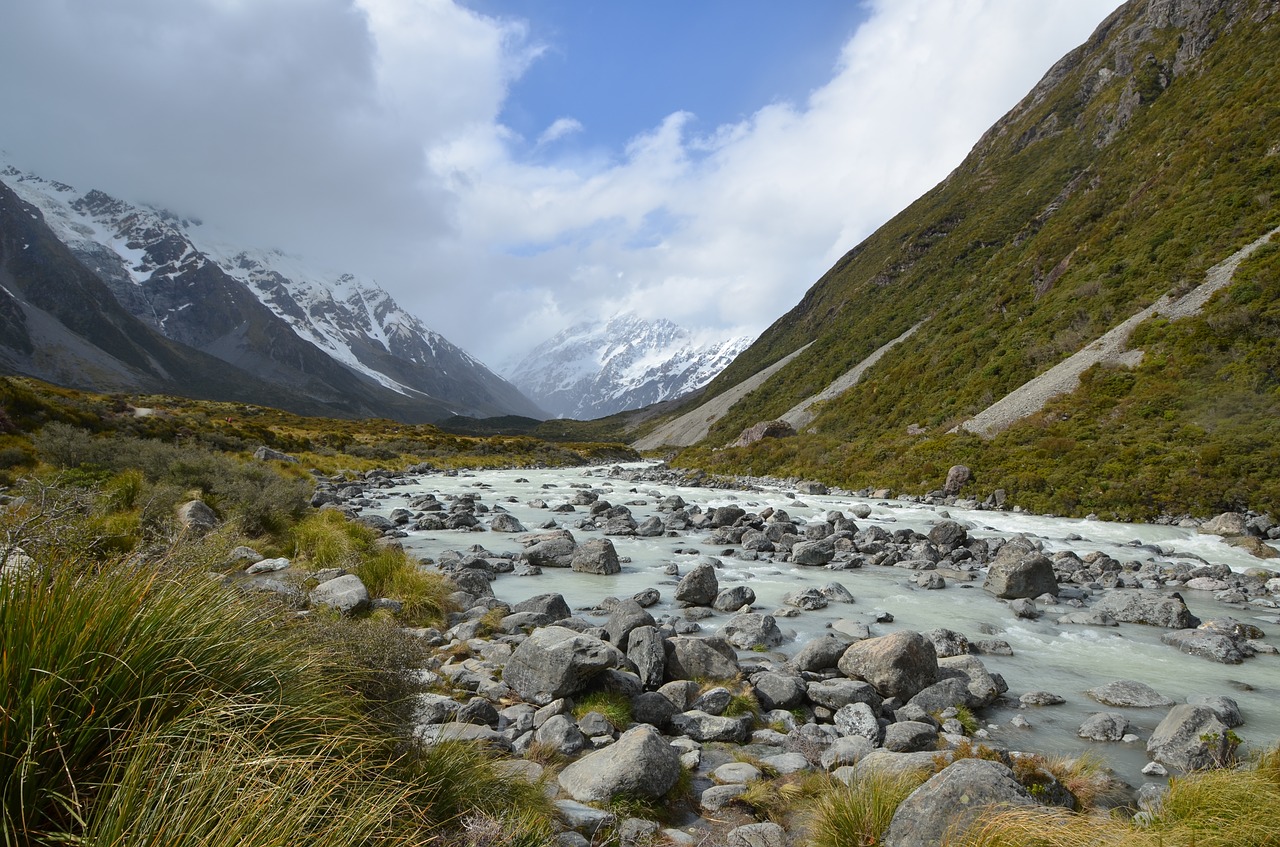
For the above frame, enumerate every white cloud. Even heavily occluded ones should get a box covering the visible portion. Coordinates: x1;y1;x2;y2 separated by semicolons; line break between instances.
537;118;585;147
0;0;1123;368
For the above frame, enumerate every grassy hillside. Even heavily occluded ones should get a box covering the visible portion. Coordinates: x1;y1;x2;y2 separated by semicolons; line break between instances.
668;0;1280;519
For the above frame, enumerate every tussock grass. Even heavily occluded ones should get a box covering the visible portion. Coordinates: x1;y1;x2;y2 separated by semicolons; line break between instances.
741;772;831;824
956;745;1280;847
572;690;634;731
803;768;930;847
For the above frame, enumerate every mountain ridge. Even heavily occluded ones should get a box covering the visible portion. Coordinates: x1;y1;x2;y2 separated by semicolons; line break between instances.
0;162;543;422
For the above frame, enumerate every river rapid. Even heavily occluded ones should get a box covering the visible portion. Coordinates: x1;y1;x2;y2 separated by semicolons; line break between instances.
365;461;1280;786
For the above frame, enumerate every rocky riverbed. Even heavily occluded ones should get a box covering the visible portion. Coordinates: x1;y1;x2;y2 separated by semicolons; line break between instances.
285;461;1280;845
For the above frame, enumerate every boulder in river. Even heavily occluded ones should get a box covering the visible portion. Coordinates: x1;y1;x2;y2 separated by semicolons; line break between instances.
675;561;719;606
571;538;621;575
1147;704;1237;771
1092;590;1200;629
984;551;1058;599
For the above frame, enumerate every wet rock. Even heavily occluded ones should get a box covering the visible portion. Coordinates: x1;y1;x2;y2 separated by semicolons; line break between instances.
525;534;578;568
784;587;829;610
928;520;968;548
490;513;527;532
1086;680;1175;708
714;585;757;611
1093;590;1200;628
1147;704;1235;771
1186;694;1244;728
1160;629;1249;663
1078;712;1133;742
1020;691;1066;706
792;537;836;566
571;538;621;575
674;562;719;606
984;551;1058;599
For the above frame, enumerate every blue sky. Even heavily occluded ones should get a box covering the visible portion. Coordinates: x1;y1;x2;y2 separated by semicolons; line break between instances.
0;0;1124;367
463;1;870;158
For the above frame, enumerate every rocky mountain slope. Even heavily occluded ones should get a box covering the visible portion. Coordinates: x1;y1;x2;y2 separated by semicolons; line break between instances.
0;164;543;422
651;0;1280;519
508;313;751;419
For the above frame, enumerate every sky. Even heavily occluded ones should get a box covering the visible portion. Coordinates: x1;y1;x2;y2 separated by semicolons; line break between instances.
0;0;1124;371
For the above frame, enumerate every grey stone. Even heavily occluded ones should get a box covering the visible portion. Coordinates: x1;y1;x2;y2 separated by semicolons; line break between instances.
714;584;757;611
490;512;527;532
792;538;836;566
502;626;621;706
722;612;786;650
555;800;616;836
713;762;762;784
605;599;656;651
525;535;578;568
1092;590;1200;628
537;713;586;756
882;721;939;753
1078;712;1133;742
512;592;572;622
571;538;621;575
753;671;806;711
727;822;787;847
631;691;677;729
1020;691;1066;706
784;587;829;610
820;736;875;770
793;635;849;672
833;702;882;743
821;581;857;603
1186;694;1244;728
671;710;750;743
984;552;1058;599
1086;680;1175;708
806;678;883;712
558;725;681;802
883;760;1036;847
675;562;719;606
664;636;741;681
1147;704;1236;771
838;630;939;700
700;784;748;811
627;625;667;689
1160;629;1249;663
176;499;218;534
310;574;370;616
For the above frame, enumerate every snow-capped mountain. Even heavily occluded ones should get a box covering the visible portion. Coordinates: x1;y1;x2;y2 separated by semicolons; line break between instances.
0;160;542;421
508;314;752;419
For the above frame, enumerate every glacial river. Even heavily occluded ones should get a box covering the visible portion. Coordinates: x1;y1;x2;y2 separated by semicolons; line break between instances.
365;462;1280;785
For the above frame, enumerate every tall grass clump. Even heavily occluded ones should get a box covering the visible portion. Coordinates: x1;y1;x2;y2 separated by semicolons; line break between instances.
957;744;1280;847
292;509;453;626
0;545;359;842
803;768;929;847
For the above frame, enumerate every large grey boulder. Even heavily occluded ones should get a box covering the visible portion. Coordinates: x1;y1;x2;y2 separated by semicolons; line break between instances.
807;678;883;712
794;635;850;672
833;702;882;744
605;600;655;651
571;538;621;575
525;534;578;568
714;585;757;611
626;625;667;689
883;759;1037;847
675;562;719;606
664;637;740;682
310;574;371;616
1092;590;1200;628
1087;680;1175;708
752;672;806;711
512;593;572;623
937;655;1006;707
1187;694;1244;728
671;710;750;743
1160;629;1249;663
721;613;786;650
791;537;836;566
1147;704;1236;771
1199;512;1249;537
490;512;527;532
838;630;939;701
883;721;939;753
176;499;218;534
1078;712;1133;742
558;725;681;802
984;552;1058;599
502;626;621;706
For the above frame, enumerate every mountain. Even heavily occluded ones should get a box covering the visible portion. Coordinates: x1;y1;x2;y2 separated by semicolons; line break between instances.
507;313;752;419
0;163;543;422
646;0;1280;519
